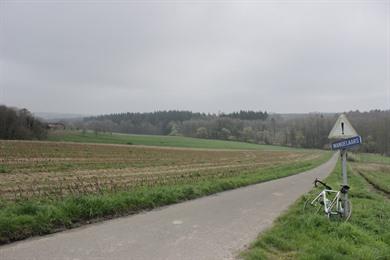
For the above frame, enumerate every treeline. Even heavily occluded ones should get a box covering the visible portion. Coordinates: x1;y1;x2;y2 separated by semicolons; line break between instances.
81;110;268;136
83;111;207;135
347;110;389;155
0;105;47;140
221;111;268;120
75;110;389;155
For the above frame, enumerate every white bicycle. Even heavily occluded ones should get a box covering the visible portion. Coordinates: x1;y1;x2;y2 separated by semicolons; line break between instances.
303;178;352;221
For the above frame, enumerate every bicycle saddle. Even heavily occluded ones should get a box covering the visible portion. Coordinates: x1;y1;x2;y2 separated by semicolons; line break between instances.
340;185;350;194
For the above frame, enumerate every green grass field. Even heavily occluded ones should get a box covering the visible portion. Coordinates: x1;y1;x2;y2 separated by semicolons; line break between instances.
349;152;390;165
242;154;390;259
357;170;390;194
47;130;301;151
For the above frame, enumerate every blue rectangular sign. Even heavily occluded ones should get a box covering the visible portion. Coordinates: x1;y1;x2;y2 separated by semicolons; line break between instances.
331;136;362;150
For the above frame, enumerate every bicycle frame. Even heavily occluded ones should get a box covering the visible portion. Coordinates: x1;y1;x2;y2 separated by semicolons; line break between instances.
309;189;342;217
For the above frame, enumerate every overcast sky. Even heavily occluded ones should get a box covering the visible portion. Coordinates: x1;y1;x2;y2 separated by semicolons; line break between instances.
0;0;389;115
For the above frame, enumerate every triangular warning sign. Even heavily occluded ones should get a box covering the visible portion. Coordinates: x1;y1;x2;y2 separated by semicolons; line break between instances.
328;114;358;139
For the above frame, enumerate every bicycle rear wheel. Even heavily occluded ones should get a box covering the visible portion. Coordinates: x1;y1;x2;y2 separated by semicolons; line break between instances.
330;199;352;221
340;199;352;221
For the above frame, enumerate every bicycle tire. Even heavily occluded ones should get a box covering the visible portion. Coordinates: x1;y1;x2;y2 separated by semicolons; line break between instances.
344;200;352;221
332;199;352;222
303;197;322;215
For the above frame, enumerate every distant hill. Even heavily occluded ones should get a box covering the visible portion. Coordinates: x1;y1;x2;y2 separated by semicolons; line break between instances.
34;112;90;121
70;110;389;155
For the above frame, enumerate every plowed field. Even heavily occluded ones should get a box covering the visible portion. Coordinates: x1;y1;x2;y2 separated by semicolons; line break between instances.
0;140;323;201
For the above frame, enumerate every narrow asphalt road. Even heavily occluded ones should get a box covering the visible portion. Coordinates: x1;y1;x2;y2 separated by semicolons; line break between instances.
0;153;338;260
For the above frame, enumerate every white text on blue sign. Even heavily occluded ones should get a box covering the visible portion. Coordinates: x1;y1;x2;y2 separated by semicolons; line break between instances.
331;136;362;150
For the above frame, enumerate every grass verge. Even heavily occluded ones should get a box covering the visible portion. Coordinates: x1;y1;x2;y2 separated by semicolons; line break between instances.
242;157;390;259
0;153;331;244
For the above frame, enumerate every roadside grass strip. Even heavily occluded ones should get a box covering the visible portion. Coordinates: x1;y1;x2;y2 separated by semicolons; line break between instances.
242;159;390;260
0;153;330;244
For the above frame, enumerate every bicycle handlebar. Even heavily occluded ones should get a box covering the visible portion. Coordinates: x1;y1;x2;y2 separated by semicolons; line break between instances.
314;178;332;190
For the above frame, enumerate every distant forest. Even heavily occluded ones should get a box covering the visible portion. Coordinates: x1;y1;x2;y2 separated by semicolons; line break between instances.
0;105;47;140
72;110;390;155
1;105;388;156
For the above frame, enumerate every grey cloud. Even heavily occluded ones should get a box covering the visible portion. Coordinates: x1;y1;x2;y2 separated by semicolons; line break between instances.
0;1;388;114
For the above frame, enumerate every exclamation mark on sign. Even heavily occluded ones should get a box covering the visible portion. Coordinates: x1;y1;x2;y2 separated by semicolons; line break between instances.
341;122;344;135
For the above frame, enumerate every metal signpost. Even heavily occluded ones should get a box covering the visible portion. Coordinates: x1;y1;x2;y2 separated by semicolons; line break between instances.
328;114;362;218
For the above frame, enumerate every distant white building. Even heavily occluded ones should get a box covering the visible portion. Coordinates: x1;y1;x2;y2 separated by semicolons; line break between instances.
47;123;65;130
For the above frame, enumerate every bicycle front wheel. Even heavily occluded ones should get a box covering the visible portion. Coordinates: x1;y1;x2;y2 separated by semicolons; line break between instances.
303;197;322;215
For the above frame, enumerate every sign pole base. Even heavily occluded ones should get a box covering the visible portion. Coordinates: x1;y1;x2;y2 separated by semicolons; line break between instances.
341;149;349;218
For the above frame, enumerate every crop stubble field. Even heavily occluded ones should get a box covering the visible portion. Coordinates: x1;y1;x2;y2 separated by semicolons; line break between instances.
0;140;320;201
0;138;331;244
